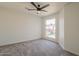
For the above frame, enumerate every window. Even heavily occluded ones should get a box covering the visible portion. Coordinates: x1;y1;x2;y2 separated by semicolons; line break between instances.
45;18;56;39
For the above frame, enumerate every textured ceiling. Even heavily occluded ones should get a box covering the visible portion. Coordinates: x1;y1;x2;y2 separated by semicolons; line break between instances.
0;2;68;17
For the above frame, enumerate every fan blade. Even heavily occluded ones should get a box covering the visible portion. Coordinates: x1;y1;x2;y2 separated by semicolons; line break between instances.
29;9;36;11
41;10;47;12
25;7;36;10
31;2;38;9
40;4;49;9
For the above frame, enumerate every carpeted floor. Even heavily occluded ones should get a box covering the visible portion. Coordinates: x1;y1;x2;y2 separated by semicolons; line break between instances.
0;39;76;56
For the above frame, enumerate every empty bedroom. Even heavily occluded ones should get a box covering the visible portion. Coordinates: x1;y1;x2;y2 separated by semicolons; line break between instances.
0;2;79;56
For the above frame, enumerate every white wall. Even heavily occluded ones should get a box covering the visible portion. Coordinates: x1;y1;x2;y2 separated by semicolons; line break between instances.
55;3;79;55
58;8;64;49
64;3;79;55
0;7;41;46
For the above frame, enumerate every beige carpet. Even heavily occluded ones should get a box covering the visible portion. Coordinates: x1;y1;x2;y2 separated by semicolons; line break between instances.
0;39;76;56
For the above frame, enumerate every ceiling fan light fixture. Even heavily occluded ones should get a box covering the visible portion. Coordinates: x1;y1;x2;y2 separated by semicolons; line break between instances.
37;11;41;14
26;2;49;15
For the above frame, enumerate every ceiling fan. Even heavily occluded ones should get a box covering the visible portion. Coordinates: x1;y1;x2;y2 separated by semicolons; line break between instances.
25;2;49;14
